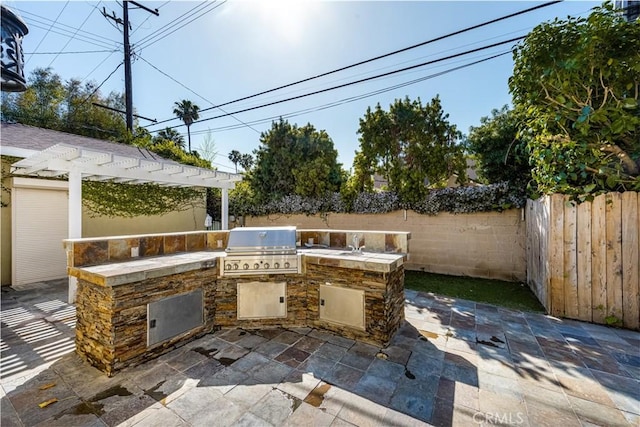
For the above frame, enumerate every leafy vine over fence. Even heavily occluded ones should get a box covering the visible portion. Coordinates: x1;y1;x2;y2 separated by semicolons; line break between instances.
231;182;526;217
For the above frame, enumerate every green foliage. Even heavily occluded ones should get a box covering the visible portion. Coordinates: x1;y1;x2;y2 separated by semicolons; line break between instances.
230;182;526;217
137;138;212;168
153;127;185;149
228;150;242;173
250;119;345;202
173;99;200;153
509;4;640;198
228;150;254;173
81;129;212;218
83;181;205;218
2;68;212;218
465;105;531;188
1;68;127;139
1;156;21;208
355;96;467;204
228;179;256;217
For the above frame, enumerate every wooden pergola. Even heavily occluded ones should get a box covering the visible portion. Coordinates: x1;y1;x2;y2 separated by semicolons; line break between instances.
11;143;243;301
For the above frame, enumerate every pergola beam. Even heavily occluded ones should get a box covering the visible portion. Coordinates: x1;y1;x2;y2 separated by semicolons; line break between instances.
11;143;244;305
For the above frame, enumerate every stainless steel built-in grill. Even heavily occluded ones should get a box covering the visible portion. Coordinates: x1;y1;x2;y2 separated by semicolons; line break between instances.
222;226;300;276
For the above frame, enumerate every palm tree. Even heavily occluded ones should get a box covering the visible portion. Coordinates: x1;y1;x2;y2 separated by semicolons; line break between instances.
173;100;200;153
228;150;242;173
153;127;185;149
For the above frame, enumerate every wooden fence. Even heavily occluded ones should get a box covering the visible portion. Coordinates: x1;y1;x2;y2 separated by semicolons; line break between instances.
527;192;639;329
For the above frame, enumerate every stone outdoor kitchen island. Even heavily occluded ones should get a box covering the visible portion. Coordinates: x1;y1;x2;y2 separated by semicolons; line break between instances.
65;229;409;376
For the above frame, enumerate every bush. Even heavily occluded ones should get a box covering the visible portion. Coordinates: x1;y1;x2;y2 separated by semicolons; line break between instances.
230;182;525;217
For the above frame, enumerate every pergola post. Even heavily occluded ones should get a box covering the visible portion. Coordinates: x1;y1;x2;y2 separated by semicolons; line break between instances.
221;188;229;230
68;168;82;303
9;143;243;300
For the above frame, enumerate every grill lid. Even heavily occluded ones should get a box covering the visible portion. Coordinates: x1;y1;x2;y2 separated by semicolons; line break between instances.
226;226;297;254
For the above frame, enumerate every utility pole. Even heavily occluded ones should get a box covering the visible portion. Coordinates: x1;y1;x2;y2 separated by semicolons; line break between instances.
103;1;158;133
123;2;133;132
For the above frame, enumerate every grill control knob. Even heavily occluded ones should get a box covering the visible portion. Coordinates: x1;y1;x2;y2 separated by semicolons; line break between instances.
254;263;260;269
274;262;280;269
225;263;232;270
284;262;290;269
243;263;249;270
233;264;239;270
264;263;270;269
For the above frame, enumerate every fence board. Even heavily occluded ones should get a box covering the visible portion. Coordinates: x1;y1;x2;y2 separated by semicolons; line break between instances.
591;194;607;323
550;195;565;316
606;193;623;323
621;192;639;329
577;201;592;322
525;191;638;329
563;197;579;319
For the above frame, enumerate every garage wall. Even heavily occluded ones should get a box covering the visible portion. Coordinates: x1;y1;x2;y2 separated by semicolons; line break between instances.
12;178;69;285
2;173;206;286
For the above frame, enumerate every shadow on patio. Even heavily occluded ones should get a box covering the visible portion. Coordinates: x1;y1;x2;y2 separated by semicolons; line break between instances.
2;280;639;426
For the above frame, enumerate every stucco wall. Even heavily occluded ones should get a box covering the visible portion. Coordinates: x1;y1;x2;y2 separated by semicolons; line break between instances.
83;207;206;238
246;209;527;282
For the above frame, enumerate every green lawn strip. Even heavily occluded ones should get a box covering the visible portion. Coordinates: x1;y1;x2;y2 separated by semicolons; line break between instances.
404;271;546;313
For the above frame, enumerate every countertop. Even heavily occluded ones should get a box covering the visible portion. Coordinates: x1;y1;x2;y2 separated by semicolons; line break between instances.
68;251;222;287
68;248;406;287
299;248;405;273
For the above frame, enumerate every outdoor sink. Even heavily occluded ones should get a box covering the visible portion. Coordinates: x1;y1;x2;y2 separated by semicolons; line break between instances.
337;251;365;256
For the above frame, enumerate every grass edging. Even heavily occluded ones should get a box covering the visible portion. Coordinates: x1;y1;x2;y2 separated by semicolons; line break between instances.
404;271;546;313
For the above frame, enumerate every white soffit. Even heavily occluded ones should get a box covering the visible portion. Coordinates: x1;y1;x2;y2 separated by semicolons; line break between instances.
10;143;243;189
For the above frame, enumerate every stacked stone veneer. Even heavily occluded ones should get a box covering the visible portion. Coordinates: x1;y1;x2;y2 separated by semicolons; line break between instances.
67;231;230;268
215;275;308;328
306;264;405;346
67;229;409;376
75;267;217;376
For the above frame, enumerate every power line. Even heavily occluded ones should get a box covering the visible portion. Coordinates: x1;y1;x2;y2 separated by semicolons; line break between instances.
24;20;118;51
25;1;70;65
136;1;226;50
26;49;118;55
47;5;96;68
188;51;511;135
136;54;261;134
149;0;561;128
131;0;170;35
15;7;122;48
154;36;525;132
80;51;118;83
135;1;208;45
78;61;124;106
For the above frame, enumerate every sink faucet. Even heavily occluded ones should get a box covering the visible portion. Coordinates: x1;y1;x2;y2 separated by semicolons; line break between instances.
348;234;365;253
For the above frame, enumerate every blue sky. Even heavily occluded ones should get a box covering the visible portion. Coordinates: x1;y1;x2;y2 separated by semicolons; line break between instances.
7;1;596;173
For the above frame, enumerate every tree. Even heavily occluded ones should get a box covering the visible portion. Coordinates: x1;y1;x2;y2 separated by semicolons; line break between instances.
465;105;530;188
1;68;127;140
250;119;344;201
509;3;640;197
153;127;185;149
239;153;254;171
198;130;218;164
229;150;253;173
228;150;242;173
173;99;200;153
354;96;467;203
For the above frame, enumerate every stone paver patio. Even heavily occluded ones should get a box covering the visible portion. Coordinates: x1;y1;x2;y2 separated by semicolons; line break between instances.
1;279;639;426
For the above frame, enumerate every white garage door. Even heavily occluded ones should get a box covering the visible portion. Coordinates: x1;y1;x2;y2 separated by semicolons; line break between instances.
12;178;68;286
